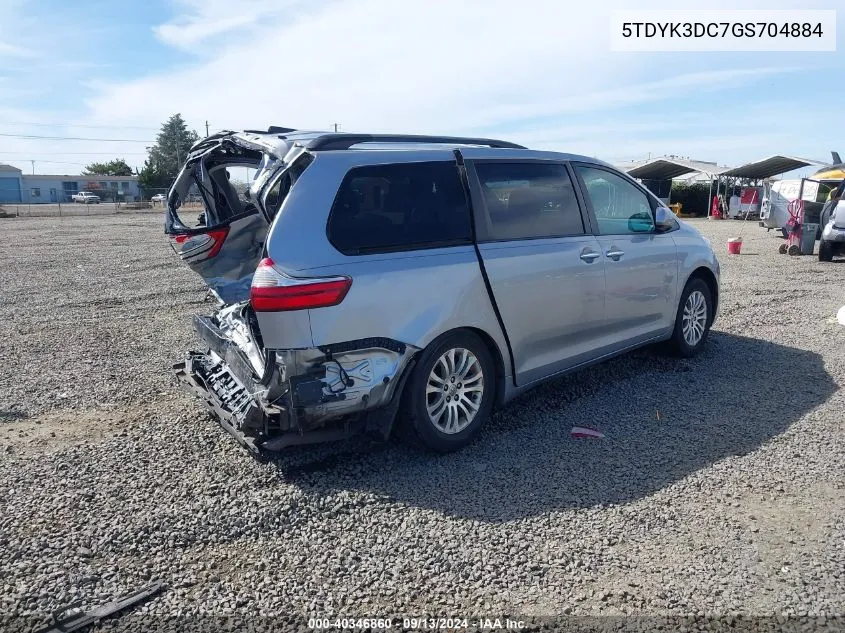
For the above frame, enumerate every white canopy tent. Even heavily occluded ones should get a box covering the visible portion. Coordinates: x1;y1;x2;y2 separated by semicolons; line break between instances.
716;155;824;220
616;156;727;211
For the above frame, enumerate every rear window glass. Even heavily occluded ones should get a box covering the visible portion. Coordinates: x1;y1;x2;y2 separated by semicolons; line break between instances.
263;153;313;220
327;161;471;255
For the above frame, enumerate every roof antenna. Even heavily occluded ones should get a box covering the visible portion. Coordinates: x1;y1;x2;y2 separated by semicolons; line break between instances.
832;151;842;165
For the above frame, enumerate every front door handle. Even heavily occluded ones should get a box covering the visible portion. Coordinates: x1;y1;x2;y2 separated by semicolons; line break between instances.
605;249;625;261
580;250;600;263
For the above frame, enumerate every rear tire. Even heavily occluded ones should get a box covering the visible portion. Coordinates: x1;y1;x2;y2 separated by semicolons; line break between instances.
400;330;495;453
668;278;712;358
819;240;834;262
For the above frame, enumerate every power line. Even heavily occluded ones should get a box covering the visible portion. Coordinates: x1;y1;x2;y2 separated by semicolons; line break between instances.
0;132;152;142
0;121;159;131
0;159;88;166
0;151;147;155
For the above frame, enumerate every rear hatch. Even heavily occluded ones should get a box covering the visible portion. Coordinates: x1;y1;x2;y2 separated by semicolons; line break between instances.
164;130;312;303
165;130;316;434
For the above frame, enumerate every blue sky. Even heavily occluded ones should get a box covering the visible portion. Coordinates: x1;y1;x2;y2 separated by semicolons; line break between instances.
0;0;842;175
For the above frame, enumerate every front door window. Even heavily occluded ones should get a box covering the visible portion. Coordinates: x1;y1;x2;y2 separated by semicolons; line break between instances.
576;166;654;235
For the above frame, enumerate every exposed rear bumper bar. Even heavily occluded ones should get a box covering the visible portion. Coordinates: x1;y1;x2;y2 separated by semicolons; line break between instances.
174;351;368;455
175;356;264;454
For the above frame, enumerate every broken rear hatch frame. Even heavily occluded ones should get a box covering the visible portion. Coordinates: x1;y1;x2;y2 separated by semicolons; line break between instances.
166;130;418;454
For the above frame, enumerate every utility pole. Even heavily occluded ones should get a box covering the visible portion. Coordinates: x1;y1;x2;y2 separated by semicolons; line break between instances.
205;121;210;137
333;123;341;132
30;160;35;174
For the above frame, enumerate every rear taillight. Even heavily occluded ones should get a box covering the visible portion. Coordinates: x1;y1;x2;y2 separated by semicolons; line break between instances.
170;227;229;259
250;257;352;312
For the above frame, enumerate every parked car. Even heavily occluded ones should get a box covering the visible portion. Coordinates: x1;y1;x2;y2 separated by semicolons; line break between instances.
71;191;100;204
165;129;720;454
818;181;845;262
151;193;166;203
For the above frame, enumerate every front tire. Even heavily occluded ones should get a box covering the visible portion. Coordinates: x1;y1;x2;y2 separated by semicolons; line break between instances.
669;278;712;358
400;330;495;453
819;240;834;262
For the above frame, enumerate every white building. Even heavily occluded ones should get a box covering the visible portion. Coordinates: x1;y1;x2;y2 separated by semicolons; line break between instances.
0;164;141;203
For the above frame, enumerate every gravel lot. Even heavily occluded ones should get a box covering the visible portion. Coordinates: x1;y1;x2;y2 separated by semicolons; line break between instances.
1;214;843;631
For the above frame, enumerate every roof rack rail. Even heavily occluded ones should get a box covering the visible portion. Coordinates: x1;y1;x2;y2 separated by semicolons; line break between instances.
242;126;298;135
306;134;525;151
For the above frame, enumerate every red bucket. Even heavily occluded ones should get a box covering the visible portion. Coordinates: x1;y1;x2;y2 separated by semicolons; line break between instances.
727;238;742;255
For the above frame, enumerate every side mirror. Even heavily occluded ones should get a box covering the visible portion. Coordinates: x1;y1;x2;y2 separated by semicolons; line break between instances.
627;211;655;233
654;206;678;232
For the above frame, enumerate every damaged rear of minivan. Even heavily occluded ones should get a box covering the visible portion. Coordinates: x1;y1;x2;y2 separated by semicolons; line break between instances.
165;129;425;453
166;128;719;456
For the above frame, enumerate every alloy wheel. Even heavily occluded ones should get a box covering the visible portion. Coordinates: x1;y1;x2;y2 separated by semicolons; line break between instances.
425;347;485;434
682;290;708;347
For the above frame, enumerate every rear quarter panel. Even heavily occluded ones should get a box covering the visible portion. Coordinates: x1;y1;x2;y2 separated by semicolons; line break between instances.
301;247;508;352
258;151;512;375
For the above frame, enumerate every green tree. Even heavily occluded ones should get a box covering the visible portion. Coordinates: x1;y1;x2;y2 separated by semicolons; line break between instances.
138;113;199;190
82;158;134;176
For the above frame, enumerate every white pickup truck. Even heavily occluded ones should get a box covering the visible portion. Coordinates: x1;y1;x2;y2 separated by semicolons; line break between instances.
71;191;101;204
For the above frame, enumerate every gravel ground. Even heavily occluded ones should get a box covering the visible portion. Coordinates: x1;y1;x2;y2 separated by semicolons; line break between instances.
0;214;843;631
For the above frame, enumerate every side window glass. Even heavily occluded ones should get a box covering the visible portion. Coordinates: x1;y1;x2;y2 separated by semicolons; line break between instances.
474;162;584;241
577;166;655;235
328;161;471;255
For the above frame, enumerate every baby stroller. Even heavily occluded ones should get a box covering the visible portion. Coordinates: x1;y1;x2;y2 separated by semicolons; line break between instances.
778;199;803;256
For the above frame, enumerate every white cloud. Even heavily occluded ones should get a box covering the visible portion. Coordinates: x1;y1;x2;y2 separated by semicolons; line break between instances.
512;101;841;165
153;0;306;49
470;66;799;128
0;0;841;173
0;42;36;59
84;0;641;135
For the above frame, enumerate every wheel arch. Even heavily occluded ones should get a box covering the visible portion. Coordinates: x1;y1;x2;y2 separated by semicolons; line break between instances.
686;266;719;324
405;326;508;409
463;326;508;408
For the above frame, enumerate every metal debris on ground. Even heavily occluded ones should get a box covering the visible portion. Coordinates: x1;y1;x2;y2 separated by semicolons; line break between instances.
570;425;605;439
34;581;164;633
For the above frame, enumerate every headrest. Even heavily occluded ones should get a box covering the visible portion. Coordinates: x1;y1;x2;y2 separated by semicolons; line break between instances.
507;188;544;218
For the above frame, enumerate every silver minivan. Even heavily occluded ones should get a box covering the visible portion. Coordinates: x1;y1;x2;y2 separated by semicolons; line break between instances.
165;129;720;454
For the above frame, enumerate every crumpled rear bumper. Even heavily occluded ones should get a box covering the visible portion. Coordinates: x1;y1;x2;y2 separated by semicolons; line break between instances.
175;313;418;454
175;352;274;454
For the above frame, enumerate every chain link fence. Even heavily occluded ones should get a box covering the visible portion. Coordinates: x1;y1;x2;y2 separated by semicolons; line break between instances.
0;186;177;218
